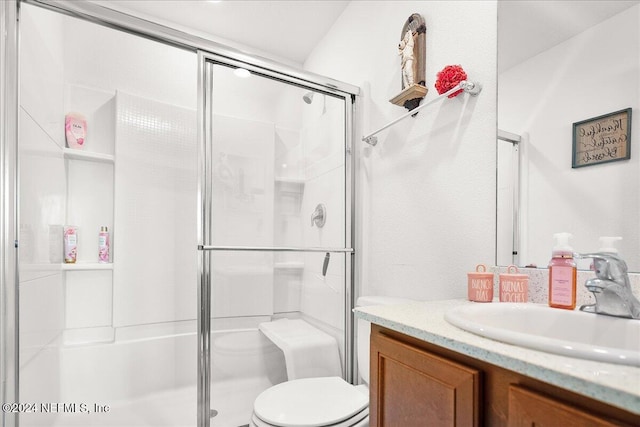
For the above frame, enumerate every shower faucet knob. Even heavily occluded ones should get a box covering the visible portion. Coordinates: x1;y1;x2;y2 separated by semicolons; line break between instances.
311;204;326;228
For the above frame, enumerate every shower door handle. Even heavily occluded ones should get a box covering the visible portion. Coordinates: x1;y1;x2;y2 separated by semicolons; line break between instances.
322;252;330;276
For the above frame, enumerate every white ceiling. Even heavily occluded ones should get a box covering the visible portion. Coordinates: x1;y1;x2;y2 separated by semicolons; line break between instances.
498;0;640;73
91;1;638;72
90;0;349;65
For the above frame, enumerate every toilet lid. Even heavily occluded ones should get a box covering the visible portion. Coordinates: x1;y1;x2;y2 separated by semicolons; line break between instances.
253;377;368;427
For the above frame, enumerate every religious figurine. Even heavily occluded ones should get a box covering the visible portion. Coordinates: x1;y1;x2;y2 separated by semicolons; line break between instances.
399;29;415;88
390;14;427;111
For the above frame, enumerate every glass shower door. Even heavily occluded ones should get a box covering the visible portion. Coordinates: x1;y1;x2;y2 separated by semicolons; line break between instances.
198;55;355;427
17;4;199;426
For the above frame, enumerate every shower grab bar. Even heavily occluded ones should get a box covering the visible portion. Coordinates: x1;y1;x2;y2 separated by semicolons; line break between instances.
198;245;354;253
362;80;482;146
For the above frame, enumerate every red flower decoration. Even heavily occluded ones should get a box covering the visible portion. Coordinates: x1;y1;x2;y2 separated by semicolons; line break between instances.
435;65;467;98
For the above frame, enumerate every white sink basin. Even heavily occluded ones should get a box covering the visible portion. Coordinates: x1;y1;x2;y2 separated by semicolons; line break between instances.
444;303;640;366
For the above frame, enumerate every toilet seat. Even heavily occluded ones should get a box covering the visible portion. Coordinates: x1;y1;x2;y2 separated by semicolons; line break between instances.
252;377;369;427
251;408;368;427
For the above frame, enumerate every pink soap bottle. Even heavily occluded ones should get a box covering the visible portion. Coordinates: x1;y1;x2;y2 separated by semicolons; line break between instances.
548;232;577;310
98;226;110;263
65;113;87;150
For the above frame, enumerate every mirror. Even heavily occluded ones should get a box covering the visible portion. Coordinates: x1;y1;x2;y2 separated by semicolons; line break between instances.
497;0;640;272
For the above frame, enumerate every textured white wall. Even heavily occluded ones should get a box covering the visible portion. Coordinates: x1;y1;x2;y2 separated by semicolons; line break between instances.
499;5;640;270
305;1;498;300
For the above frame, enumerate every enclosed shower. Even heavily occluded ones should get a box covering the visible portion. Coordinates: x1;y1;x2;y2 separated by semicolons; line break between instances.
2;2;358;427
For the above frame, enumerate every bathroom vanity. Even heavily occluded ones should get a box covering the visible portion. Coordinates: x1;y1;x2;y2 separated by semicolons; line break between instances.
355;300;640;426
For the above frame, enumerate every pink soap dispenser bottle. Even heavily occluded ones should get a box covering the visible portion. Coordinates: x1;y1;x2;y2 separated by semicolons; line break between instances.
548;232;577;310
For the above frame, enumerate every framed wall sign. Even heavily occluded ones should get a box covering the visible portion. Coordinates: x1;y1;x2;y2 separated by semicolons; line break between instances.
572;108;632;168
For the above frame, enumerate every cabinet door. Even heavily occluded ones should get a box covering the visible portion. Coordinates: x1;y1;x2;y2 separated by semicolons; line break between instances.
370;328;480;427
508;385;631;427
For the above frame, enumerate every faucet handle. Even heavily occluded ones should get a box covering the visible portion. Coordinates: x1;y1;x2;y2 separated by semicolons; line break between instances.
576;252;628;281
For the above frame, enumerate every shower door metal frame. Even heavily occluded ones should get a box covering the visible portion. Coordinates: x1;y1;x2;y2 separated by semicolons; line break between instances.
3;2;360;427
197;51;358;427
1;2;20;427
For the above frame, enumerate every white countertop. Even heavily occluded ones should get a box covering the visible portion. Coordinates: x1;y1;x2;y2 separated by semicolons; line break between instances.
354;299;640;415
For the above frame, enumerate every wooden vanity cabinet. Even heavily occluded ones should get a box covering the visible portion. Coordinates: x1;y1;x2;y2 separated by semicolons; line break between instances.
369;325;480;426
508;385;626;427
369;325;640;427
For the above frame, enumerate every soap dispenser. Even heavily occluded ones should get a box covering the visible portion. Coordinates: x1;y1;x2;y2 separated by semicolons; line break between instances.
598;236;622;255
548;232;577;310
589;237;622;270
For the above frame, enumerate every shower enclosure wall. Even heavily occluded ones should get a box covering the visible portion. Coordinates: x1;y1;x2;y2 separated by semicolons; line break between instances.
2;2;359;427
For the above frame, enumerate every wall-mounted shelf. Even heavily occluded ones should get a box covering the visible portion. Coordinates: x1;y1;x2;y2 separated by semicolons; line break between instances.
274;261;304;270
63;148;115;163
22;262;114;272
61;262;113;271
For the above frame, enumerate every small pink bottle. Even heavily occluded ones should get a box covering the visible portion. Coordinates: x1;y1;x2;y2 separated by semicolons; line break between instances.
548;232;577;310
98;226;110;263
64;226;78;264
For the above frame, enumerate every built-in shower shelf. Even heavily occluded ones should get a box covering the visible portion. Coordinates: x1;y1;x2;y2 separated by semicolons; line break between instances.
275;177;304;185
61;262;114;271
63;148;115;163
274;261;304;270
21;262;114;272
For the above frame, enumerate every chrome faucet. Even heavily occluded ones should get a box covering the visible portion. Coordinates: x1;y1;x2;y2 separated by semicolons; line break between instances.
577;252;640;319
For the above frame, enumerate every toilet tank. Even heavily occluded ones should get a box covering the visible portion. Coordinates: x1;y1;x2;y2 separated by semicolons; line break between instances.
356;296;417;384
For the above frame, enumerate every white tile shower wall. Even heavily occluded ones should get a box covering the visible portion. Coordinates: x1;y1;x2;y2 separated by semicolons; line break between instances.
63;12;196;111
18;109;66;272
20;4;65;148
19;274;64;364
64;84;116;155
211;114;275;247
305;1;497;301
212;261;275;318
273;127;304;313
18;5;66;413
275;127;303;181
211;114;275;318
66;160;114;263
302;166;346;249
301;252;346;332
65;270;112;329
113;92;197;327
301;105;345;183
299;101;346;330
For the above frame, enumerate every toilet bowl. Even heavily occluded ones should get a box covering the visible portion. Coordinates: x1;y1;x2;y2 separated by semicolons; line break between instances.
250;296;414;427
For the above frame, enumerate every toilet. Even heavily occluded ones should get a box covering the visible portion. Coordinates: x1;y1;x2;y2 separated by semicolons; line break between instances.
250;296;413;427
